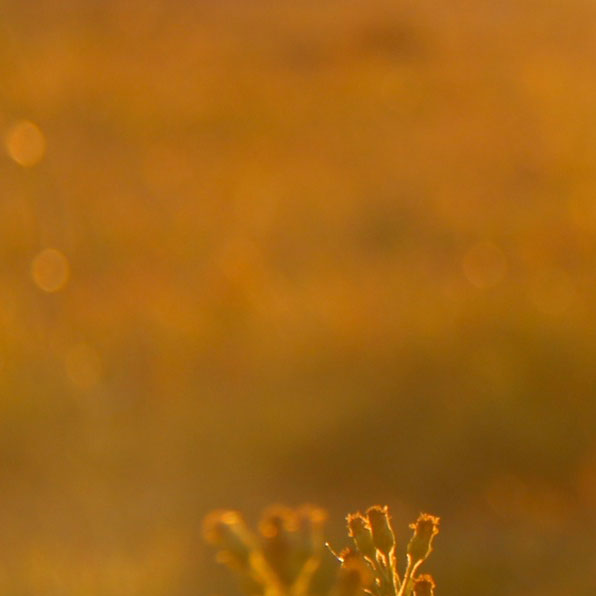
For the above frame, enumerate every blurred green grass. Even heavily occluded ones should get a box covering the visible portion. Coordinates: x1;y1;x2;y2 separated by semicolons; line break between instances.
0;1;596;594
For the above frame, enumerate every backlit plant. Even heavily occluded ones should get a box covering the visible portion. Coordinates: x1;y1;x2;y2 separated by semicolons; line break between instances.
204;505;440;596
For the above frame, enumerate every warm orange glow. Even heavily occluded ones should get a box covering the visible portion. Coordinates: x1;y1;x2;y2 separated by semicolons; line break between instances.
0;2;594;595
31;248;70;292
5;120;46;167
528;269;577;315
64;343;102;389
461;242;508;289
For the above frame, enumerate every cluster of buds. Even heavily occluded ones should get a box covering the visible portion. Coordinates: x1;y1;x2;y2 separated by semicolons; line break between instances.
204;505;334;596
346;507;439;596
204;505;439;596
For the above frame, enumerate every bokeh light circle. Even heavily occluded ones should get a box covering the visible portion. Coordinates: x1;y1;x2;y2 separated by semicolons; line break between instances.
5;120;46;167
31;248;70;292
462;242;507;289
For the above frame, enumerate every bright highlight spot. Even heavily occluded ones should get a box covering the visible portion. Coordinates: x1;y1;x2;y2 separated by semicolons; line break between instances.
462;241;507;289
65;343;102;389
31;248;70;292
5;120;46;167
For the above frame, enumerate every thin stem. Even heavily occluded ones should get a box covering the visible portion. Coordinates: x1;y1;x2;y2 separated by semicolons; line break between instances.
397;556;422;596
385;549;400;596
373;551;398;596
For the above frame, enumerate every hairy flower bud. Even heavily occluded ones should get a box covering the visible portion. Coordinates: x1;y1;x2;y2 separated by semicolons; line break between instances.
413;574;435;596
346;512;376;560
407;514;440;565
366;505;395;556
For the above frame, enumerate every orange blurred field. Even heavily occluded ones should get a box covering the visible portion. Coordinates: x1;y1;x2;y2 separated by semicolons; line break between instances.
1;1;596;594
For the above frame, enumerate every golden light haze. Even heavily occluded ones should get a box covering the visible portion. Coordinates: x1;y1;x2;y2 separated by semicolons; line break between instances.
0;1;595;595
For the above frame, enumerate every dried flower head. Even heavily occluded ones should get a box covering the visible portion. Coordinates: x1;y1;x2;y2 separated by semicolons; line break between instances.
407;514;440;565
412;574;435;596
366;505;396;556
346;513;376;561
204;504;440;596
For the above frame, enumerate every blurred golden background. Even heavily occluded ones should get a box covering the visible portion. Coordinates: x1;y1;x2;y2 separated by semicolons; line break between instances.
1;0;596;594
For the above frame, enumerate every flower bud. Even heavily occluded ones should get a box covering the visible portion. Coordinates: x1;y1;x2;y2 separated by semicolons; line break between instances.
346;512;376;560
366;505;395;556
413;574;435;596
407;514;440;565
259;505;299;586
203;510;255;569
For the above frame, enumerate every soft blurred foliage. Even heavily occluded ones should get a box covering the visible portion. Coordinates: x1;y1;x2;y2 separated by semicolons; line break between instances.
1;0;595;594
